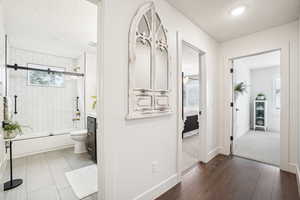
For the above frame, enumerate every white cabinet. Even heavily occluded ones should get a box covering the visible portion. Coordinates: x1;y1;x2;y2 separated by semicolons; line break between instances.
254;100;267;131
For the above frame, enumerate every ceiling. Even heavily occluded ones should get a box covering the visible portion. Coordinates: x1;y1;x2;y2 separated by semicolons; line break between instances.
234;50;280;69
3;0;97;58
166;0;300;42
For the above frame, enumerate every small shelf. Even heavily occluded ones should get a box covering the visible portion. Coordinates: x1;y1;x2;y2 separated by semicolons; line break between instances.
254;100;267;131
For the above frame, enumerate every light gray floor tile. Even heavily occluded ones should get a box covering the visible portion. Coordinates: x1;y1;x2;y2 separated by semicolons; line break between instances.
4;184;27;200
61;149;94;170
4;157;27;200
27;186;59;200
82;193;97;200
4;157;27;180
27;154;55;192
58;187;79;200
2;148;95;200
51;167;71;189
45;151;71;170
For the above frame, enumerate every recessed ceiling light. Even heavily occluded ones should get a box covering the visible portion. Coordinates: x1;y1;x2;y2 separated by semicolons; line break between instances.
230;6;246;16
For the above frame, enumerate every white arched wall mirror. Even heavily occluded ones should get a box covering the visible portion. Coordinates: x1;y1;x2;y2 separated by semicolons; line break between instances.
127;2;171;119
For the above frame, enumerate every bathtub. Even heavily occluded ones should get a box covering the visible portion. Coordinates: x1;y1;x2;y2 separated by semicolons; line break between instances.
11;129;77;158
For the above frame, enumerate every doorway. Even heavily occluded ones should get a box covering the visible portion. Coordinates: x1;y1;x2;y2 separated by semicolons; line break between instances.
179;40;206;173
231;50;281;166
0;0;100;199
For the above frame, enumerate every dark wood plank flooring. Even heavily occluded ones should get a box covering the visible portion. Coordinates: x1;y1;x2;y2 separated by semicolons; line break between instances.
156;155;299;200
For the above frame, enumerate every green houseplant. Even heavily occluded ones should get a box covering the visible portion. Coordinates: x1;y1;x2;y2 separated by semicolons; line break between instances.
234;82;248;99
2;120;23;139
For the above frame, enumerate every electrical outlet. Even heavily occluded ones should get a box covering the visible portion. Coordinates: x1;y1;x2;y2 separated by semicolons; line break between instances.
152;161;158;173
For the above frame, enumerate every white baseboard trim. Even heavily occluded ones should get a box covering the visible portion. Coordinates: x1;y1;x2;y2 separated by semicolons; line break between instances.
287;163;298;174
12;144;74;159
133;174;178;200
218;146;229;156
207;147;222;162
294;164;300;196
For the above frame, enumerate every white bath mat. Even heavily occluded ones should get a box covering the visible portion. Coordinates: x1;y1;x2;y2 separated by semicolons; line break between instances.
65;164;98;199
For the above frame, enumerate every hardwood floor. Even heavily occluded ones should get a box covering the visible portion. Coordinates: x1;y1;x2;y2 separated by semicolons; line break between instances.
156;155;299;200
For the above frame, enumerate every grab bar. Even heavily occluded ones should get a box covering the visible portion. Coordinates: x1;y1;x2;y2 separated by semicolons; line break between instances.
14;95;17;114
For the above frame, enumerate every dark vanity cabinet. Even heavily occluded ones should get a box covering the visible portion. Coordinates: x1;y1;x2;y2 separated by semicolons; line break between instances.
86;116;97;163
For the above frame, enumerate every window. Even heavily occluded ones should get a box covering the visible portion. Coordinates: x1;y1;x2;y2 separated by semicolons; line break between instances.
28;63;65;87
274;78;280;110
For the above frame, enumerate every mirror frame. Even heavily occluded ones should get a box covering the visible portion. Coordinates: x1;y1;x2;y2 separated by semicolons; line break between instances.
127;2;171;119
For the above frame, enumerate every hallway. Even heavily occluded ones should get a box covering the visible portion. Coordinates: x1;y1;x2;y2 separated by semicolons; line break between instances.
156;155;299;200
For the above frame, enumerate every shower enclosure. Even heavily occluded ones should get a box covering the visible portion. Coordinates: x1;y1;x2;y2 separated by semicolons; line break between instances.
5;46;86;137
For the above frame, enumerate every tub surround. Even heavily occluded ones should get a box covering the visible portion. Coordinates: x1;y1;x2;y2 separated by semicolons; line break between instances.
11;133;74;159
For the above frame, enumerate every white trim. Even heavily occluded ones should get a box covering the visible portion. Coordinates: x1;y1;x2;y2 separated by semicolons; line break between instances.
223;44;291;172
96;1;107;200
85;0;100;5
294;164;300;196
207;147;222;162
176;32;208;180
12;144;74;159
133;174;178;200
288;163;298;174
176;32;183;182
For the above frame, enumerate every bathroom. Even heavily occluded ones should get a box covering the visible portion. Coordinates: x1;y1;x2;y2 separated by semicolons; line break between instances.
0;0;98;199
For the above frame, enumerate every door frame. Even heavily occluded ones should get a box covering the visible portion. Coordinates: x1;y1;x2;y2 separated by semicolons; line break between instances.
176;32;208;180
225;46;290;171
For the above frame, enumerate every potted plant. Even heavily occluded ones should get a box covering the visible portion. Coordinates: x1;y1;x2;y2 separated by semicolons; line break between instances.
234;82;248;99
2;120;23;139
256;93;266;100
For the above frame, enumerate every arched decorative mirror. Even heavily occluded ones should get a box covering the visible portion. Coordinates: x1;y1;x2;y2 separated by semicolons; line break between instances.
127;2;171;119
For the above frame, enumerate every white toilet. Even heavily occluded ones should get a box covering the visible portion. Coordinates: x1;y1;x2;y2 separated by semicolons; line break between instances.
70;129;88;154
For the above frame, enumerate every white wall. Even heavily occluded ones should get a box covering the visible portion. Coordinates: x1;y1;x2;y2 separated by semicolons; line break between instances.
8;47;84;134
0;1;6;198
99;0;219;199
298;17;300;169
233;62;251;138
250;66;280;132
85;53;97;116
219;21;299;172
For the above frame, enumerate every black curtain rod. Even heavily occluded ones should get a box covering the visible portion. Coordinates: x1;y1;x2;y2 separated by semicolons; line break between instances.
6;64;84;77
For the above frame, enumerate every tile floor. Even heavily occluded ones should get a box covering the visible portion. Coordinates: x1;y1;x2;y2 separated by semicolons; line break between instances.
3;148;96;200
